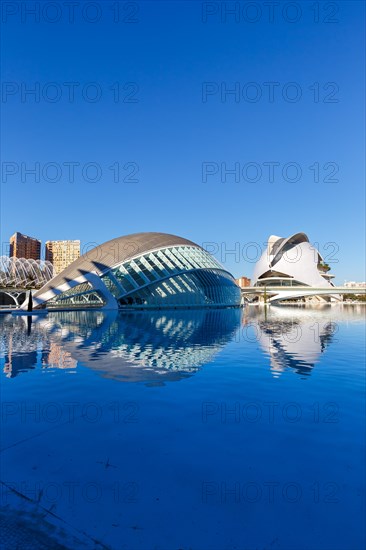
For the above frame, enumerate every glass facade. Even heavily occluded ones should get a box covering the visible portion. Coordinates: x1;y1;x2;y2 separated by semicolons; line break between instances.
49;245;241;309
100;246;241;308
255;279;305;287
99;246;240;308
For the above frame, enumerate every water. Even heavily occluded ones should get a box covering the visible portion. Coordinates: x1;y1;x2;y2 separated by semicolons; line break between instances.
0;305;365;550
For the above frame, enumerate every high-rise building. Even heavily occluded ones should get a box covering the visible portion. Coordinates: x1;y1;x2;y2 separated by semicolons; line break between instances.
9;232;41;260
236;276;251;288
45;240;80;275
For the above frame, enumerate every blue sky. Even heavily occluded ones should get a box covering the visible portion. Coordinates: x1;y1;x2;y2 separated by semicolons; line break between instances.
1;0;365;282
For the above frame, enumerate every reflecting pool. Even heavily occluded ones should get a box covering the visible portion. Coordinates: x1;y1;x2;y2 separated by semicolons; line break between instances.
0;305;365;549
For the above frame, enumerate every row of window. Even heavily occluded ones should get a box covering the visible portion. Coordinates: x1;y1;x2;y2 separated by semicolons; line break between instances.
45;246;240;309
118;269;240;307
101;246;225;299
256;279;305;287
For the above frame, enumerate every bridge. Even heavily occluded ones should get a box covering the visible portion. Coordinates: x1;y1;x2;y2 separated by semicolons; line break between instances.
240;286;366;304
1;286;365;310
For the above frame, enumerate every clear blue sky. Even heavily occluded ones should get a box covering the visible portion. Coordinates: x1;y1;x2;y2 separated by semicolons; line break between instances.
1;0;365;283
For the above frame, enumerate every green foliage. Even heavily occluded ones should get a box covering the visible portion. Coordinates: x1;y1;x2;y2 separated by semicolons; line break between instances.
318;261;331;272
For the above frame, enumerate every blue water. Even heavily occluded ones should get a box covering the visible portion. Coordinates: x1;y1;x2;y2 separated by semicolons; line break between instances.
1;305;365;550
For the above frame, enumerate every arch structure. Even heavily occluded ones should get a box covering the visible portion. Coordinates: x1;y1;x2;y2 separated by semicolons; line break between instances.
25;232;241;310
251;233;337;302
0;290;27;307
0;257;54;288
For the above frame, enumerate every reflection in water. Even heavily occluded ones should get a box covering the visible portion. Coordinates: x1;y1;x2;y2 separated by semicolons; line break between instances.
245;305;344;378
1;305;364;382
1;310;242;384
0;315;77;377
46;309;242;383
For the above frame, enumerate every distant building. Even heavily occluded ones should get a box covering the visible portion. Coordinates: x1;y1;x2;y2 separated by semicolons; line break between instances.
236;276;251;288
344;281;366;288
9;232;41;260
45;240;80;275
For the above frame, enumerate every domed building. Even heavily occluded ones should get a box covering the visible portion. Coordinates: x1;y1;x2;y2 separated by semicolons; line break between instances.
251;232;336;302
26;232;241;310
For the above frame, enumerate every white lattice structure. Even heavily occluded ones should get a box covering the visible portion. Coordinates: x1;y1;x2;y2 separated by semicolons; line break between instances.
0;256;54;289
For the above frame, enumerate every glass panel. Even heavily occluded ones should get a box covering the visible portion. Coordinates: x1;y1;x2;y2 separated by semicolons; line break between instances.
124;263;145;286
117;269;240;308
112;268;136;292
134;258;156;282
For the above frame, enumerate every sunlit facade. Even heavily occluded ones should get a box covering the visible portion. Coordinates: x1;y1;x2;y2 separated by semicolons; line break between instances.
45;240;80;275
28;233;241;310
252;233;335;288
9;232;41;260
251;233;337;303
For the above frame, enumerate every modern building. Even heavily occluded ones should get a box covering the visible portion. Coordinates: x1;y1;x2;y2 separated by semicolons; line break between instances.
236;276;251;288
251;232;336;302
45;240;80;275
27;232;241;310
9;232;41;260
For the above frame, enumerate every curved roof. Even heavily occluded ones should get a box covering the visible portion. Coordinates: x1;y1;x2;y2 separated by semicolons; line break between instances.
252;231;333;289
270;232;309;266
33;232;200;296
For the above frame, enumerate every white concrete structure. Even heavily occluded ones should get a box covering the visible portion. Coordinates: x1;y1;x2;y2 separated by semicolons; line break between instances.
251;233;336;302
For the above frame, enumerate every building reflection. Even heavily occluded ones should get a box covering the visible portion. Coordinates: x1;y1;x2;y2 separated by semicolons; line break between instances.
1;309;241;384
0;315;76;377
245;305;339;378
1;316;40;378
42;309;242;384
1;305;362;381
44;342;77;371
